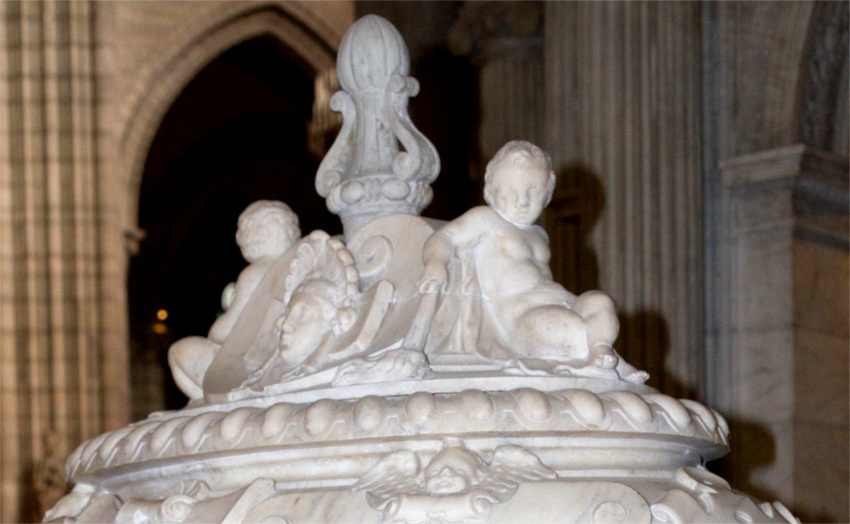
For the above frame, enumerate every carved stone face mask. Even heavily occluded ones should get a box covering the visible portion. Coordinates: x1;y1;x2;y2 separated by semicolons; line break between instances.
277;290;337;368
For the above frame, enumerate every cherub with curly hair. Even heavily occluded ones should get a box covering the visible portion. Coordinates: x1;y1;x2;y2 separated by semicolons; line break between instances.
419;141;645;382
168;200;301;400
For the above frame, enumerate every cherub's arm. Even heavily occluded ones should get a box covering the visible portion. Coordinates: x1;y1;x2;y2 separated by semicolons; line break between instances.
418;232;452;294
208;263;266;344
418;207;488;294
443;206;491;248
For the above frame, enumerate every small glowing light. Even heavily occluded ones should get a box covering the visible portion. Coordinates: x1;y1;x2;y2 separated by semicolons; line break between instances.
156;309;168;321
152;322;167;335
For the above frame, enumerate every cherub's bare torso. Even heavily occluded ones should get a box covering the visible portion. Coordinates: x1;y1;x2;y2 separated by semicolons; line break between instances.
440;206;570;302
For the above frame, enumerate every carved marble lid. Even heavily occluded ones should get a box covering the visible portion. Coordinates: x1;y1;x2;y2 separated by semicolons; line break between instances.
165;15;651;408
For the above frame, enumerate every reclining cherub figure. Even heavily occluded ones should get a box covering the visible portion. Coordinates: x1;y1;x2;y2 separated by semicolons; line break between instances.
419;141;645;382
168;200;301;399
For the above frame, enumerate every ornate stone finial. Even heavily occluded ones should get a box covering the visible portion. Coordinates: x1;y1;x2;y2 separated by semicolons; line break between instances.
316;15;440;239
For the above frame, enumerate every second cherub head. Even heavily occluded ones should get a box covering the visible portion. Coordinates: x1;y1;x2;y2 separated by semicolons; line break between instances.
236;200;301;263
483;141;556;227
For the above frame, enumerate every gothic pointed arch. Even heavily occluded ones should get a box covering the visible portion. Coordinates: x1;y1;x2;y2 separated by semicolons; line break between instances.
117;2;339;229
120;3;349;416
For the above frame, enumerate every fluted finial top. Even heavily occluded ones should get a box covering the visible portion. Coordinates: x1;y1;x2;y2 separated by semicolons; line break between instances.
316;15;440;241
337;14;410;92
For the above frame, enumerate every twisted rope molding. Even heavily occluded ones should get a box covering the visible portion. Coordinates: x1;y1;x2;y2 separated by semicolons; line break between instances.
68;388;729;478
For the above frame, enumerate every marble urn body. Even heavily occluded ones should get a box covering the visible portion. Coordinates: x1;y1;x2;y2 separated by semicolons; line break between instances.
46;15;798;524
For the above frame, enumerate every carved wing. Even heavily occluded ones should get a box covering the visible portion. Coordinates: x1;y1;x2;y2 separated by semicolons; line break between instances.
352;450;425;503
476;445;558;503
488;445;558;483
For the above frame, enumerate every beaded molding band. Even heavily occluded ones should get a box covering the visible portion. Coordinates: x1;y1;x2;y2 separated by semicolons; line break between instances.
68;388;728;478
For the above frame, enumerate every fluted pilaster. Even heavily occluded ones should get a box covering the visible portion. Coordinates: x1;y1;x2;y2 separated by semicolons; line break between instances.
449;1;544;180
544;2;703;398
0;1;128;520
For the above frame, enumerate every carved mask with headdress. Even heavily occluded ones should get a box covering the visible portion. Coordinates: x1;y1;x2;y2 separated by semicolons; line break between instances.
272;232;359;370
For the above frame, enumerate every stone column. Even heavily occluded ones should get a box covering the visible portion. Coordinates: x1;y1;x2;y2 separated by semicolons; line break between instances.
448;1;544;184
93;0;132;437
308;67;342;159
719;144;848;521
543;2;704;398
0;1;129;520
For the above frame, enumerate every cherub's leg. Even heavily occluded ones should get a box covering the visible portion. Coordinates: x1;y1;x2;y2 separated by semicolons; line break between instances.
167;337;219;400
587;344;617;369
574;291;619;369
614;353;650;384
516;306;588;362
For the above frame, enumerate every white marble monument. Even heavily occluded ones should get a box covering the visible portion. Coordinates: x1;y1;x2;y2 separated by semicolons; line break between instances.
45;15;798;524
